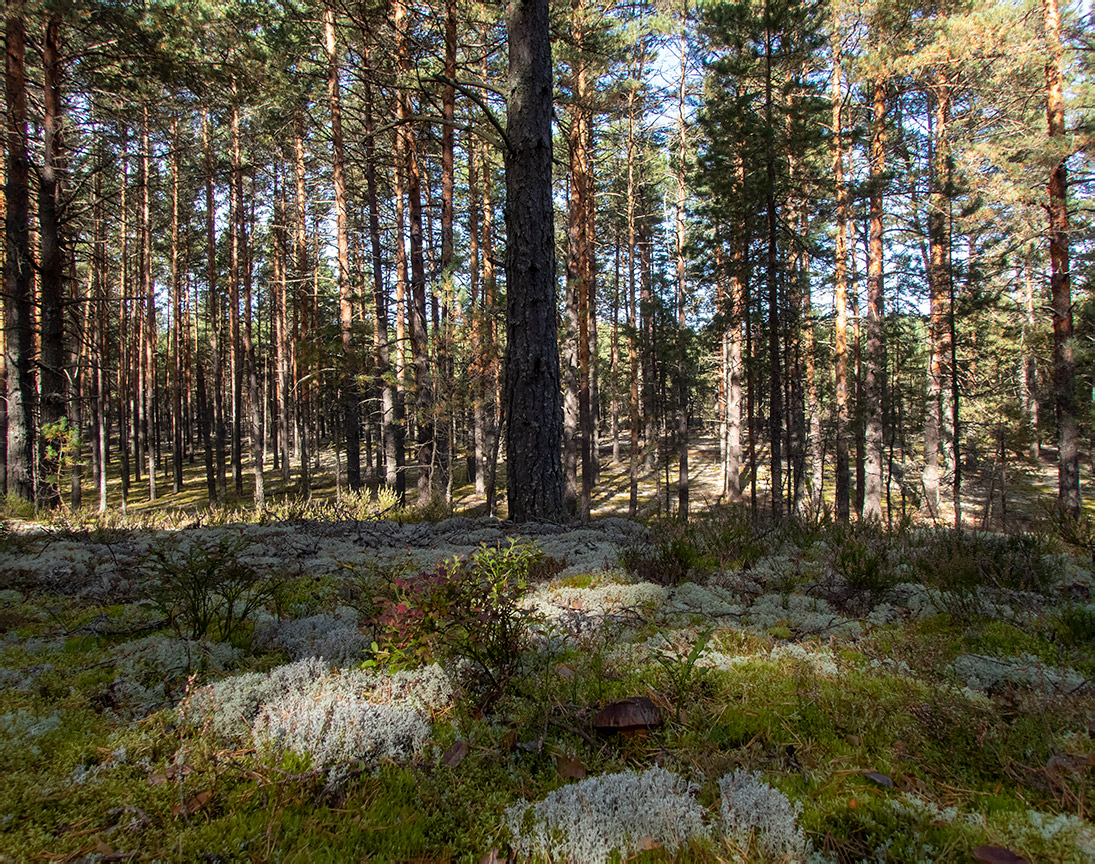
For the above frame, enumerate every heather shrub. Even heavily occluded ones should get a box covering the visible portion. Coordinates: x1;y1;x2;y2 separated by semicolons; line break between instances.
913;529;1057;599
1051;602;1095;647
503;766;708;862
827;521;897;601
144;535;277;642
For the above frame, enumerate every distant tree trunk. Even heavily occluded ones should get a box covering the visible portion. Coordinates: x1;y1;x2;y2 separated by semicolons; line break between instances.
503;0;566;522
675;9;689;521
763;10;782;519
1044;0;1079;515
1022;264;1040;459
468;131;485;496
563;92;582;516
229;100;243;497
117;143;130;511
726;167;746;501
141;110;156;502
437;0;457;501
863;77;887;520
610;244;621;467
394;0;433;505
273;176;291;484
241;173;264;511
325;4;361;493
170;115;185;494
292;115;311;499
38;14;65;507
92;157;109;512
480;139;501;515
923;77;951;520
625;42;644;517
831;40;850;522
362;42;398;495
204;112;225;503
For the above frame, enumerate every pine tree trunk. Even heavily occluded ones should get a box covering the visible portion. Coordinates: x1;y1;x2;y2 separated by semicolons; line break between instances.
831;39;850;522
437;0;457;502
863;78;887;520
325;5;361;493
1044;0;1079;515
38;14;65;507
204;112;225;503
503;0;566;522
764;13;782;519
292;116;311;499
229;101;243;497
171;115;185;494
675;9;689;520
625;45;643;516
923;78;951;521
117;144;131;510
141;111;156;502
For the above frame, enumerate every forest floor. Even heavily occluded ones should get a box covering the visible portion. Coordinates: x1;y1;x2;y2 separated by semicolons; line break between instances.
61;433;1095;531
2;442;1095;862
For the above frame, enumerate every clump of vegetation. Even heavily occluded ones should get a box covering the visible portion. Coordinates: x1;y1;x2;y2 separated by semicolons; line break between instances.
827;520;898;602
913;528;1058;605
372;540;545;690
144;536;277;642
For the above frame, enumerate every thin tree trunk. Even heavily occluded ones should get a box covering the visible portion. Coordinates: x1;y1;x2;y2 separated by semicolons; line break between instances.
325;4;361;493
203;112;225;503
171;115;184;493
675;6;689;520
437;0;457;501
831;37;850;522
863;77;887;520
229;101;243;497
763;7;782;518
394;0;433;505
293;114;311;499
923;77;951;520
141;109;156;502
1044;0;1079;514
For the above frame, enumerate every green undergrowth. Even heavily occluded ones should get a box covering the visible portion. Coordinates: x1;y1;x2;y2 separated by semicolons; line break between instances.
1;510;1093;862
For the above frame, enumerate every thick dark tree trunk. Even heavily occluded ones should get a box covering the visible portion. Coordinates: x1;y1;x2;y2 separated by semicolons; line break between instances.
38;15;65;507
503;0;566;522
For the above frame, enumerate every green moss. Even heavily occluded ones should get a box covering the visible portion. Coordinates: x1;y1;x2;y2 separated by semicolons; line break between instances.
965;620;1056;664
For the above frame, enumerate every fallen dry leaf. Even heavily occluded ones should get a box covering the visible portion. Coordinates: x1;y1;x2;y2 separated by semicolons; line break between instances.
864;771;894;788
555;753;586;780
972;846;1029;864
443;740;469;768
170;790;211;817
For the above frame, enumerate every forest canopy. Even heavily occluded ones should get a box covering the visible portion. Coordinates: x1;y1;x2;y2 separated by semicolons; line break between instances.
0;0;1092;524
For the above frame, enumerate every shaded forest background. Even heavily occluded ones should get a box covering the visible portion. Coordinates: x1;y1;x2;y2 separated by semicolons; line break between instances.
1;0;1092;525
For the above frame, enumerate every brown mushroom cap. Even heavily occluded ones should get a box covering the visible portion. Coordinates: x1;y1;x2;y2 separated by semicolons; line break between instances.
593;697;663;733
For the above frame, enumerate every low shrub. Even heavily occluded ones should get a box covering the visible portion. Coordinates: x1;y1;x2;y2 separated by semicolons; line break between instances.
372;541;545;689
143;535;276;642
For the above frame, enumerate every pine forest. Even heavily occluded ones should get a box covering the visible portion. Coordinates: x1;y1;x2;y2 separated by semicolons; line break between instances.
1;0;1095;860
